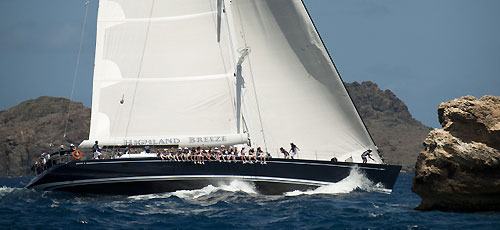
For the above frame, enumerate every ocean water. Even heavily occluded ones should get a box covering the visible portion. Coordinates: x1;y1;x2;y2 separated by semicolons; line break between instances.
1;171;499;230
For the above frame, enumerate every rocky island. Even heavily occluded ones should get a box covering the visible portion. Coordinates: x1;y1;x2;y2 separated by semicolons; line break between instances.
412;95;500;212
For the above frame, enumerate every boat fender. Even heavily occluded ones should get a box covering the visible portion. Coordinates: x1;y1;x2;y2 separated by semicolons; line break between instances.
73;150;82;160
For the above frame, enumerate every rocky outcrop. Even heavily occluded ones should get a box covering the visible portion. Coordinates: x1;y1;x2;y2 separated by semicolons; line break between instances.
346;81;431;171
412;95;500;212
0;96;90;176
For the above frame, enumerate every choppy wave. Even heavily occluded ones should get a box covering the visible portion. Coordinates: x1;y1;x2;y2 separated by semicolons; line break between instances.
1;174;500;229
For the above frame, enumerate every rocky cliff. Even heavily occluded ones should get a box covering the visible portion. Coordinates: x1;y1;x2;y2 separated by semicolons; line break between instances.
346;81;431;170
0;82;429;176
412;95;500;212
0;96;90;176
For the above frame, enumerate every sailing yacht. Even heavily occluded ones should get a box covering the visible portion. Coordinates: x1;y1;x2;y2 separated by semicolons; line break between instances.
27;0;401;195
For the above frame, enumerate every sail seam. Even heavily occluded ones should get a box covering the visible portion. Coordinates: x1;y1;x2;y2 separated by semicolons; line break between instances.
124;0;156;139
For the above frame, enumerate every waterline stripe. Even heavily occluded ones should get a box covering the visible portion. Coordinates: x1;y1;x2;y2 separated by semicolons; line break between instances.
33;175;334;190
76;160;385;170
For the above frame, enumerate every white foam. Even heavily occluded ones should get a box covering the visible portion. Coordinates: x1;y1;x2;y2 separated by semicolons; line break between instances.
0;186;17;197
172;180;257;200
285;168;384;196
128;180;257;201
129;193;173;200
128;168;389;200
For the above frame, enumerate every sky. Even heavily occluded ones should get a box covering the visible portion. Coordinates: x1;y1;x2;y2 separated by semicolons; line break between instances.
0;0;499;128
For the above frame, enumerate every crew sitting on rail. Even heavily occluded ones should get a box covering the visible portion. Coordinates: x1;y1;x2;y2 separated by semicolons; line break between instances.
158;149;166;160
247;148;256;164
94;147;103;160
220;145;227;162
228;146;237;163
240;147;248;163
113;149;122;159
257;147;267;164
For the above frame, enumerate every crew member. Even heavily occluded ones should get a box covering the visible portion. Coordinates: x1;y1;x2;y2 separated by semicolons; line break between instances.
289;143;299;159
94;147;103;159
280;147;289;159
361;149;375;163
92;141;99;153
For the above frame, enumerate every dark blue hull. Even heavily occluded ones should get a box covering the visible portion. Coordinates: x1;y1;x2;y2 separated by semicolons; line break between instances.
27;158;401;195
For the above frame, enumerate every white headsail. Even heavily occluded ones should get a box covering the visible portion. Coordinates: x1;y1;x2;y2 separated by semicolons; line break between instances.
81;0;382;164
225;0;382;163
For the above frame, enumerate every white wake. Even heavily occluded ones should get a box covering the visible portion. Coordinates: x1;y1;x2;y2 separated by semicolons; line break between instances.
0;186;16;197
285;168;389;196
172;180;257;199
129;168;390;200
129;180;257;201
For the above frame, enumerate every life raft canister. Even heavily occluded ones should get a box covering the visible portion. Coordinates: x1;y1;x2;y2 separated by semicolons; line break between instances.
72;150;82;160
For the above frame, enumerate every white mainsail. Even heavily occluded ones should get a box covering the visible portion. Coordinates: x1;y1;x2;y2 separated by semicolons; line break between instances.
81;0;382;164
80;0;247;148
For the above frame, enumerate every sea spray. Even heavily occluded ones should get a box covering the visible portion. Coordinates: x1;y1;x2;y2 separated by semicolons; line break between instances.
285;167;378;196
172;180;257;200
0;186;16;198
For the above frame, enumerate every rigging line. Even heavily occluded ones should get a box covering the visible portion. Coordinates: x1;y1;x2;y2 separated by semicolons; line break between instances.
63;0;90;139
235;3;269;153
124;0;156;139
210;0;237;119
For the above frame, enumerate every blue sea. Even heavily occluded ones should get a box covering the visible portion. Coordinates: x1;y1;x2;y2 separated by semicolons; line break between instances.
1;172;499;229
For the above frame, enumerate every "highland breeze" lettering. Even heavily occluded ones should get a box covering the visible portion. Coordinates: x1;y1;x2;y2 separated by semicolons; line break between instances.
124;138;180;146
188;136;227;144
123;135;228;146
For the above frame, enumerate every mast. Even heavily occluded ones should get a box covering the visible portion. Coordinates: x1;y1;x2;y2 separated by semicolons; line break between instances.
235;48;250;133
219;0;250;135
